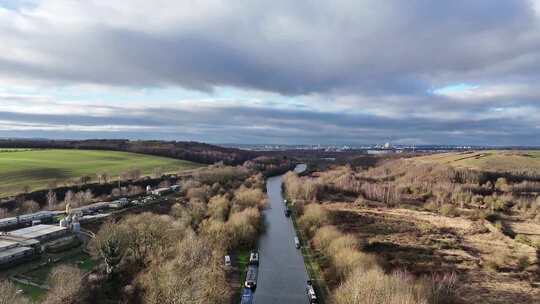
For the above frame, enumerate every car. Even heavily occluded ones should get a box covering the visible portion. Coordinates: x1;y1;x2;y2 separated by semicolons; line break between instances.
244;265;258;290
248;251;259;266
306;280;318;303
284;208;291;217
240;288;253;304
294;236;301;249
224;255;231;267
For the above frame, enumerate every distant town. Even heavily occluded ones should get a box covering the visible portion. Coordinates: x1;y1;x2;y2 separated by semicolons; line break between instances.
221;143;540;153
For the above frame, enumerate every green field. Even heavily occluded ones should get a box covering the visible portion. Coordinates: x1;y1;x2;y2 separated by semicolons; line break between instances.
0;149;202;197
414;150;540;172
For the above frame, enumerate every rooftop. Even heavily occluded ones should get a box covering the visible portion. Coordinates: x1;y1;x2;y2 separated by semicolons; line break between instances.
0;239;18;251
0;246;32;260
8;224;67;239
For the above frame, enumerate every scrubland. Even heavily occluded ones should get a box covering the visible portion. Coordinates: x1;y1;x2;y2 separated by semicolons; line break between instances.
284;151;540;303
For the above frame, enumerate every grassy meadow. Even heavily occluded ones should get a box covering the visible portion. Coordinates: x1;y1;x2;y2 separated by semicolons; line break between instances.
414;150;540;172
0;149;202;197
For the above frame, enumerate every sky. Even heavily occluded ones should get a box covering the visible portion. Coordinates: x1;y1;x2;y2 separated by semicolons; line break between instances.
1;0;540;145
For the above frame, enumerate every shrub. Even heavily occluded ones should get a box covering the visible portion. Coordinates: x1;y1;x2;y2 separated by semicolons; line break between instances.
283;172;322;202
333;248;378;279
298;204;328;237
439;204;457;217
226;207;261;249
517;255;530;271
208;195;230;221
333;268;430;304
186;185;211;203
326;234;358;258
44;265;83;304
313;226;342;253
233;186;266;211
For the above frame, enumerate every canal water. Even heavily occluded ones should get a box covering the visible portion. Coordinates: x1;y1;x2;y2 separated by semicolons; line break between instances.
253;164;309;304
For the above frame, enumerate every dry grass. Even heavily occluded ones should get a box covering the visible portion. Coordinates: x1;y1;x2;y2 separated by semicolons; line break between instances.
414;151;540;172
324;203;540;303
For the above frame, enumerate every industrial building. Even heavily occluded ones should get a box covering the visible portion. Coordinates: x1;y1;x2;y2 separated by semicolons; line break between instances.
8;224;68;242
0;211;57;230
0;224;71;267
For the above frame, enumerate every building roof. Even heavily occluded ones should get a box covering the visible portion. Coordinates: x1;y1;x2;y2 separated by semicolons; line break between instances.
0;217;17;225
18;211;55;220
0;239;18;251
0;246;32;260
8;224;67;239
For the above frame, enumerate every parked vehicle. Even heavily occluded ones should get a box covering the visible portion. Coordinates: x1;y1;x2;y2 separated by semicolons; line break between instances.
224;255;231;267
240;288;253;304
244;265;259;290
294;236;301;249
306;280;318;304
284;207;291;217
248;251;259;266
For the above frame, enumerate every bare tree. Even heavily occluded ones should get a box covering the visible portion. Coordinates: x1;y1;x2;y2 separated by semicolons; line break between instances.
0;208;9;219
64;190;74;205
80;175;92;185
97;172;109;184
153;167;163;178
43;265;82;304
21;200;40;213
22;185;31;194
0;279;28;304
93;221;128;275
46;190;57;210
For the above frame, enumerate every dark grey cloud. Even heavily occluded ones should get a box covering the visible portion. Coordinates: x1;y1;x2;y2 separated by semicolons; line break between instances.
0;101;537;146
1;1;540;145
1;0;540;95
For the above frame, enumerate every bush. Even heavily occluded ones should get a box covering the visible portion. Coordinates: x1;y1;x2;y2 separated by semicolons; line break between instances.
208;195;230;221
333;248;377;279
283;172;322;202
439;204;457;217
233;186;266;211
326;234;358;258
333;268;430;304
313;226;342;253
298;204;328;237
517;255;530;271
44;265;83;304
186;185;211;203
226;207;261;249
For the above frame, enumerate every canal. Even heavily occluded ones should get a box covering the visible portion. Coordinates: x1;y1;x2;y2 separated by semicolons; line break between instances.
253;164;308;304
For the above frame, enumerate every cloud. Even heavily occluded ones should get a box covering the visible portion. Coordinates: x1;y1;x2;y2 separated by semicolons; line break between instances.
1;0;540;95
1;1;540;144
0;94;537;146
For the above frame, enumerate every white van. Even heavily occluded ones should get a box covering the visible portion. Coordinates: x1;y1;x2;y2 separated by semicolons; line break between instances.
224;255;231;267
